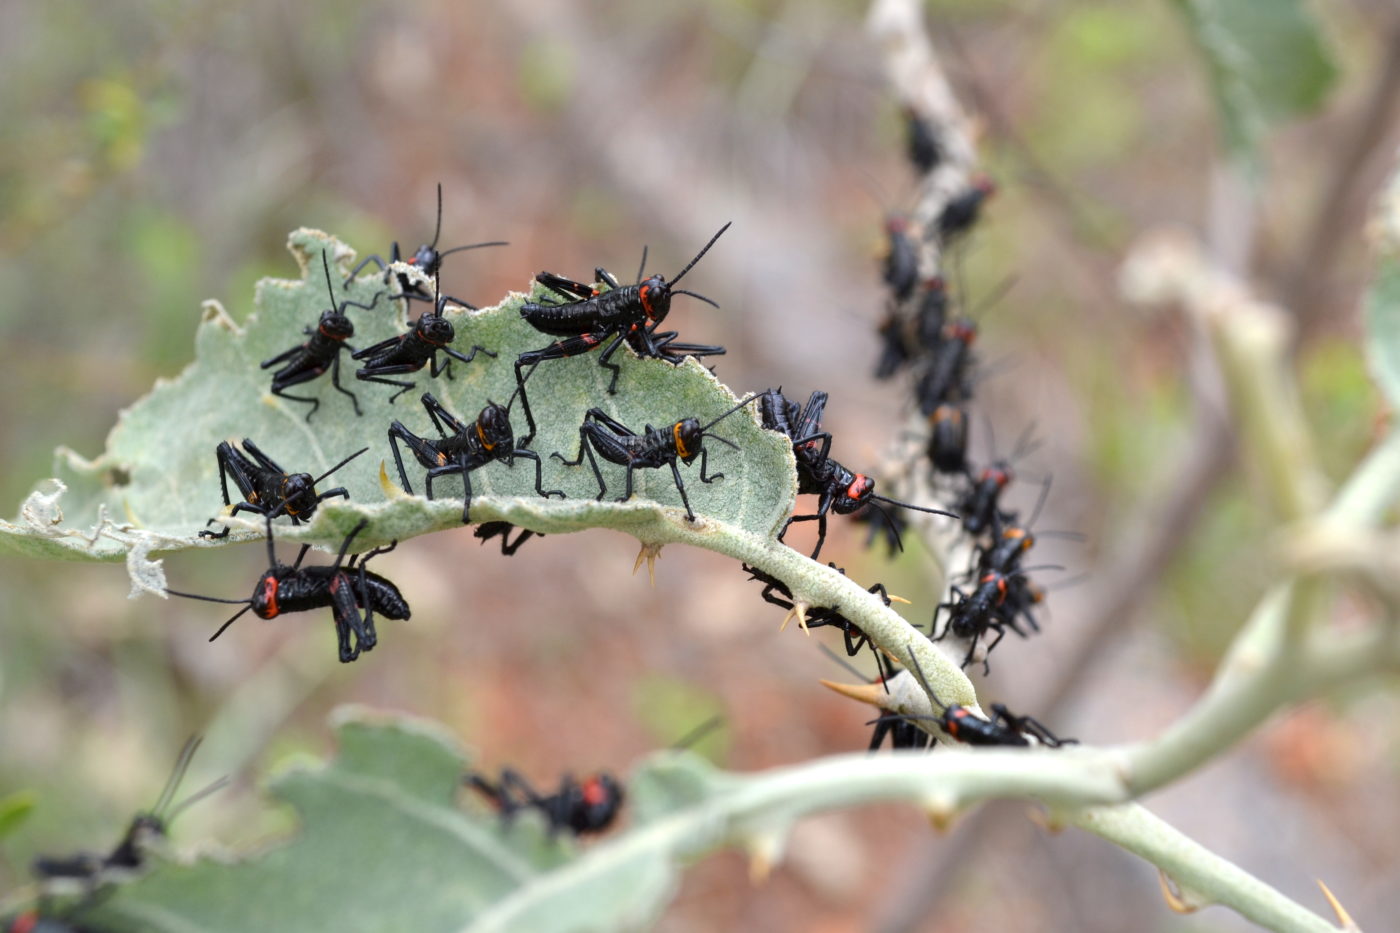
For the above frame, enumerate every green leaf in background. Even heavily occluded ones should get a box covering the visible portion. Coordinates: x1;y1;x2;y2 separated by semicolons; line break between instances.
1171;0;1337;164
60;710;751;933
1365;161;1400;410
71;710;564;932
0;791;36;841
0;230;795;569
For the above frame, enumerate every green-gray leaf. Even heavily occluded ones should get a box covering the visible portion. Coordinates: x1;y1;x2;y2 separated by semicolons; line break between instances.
0;230;794;568
39;710;1324;933
1172;0;1337;164
1366;164;1400;408
46;713;775;933
53;711;830;933
70;710;575;932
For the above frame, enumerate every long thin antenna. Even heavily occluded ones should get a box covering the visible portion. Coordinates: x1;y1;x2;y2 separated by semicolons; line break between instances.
699;393;759;433
1040;571;1090;592
670;289;719;308
1009;421;1042;463
321;250;338;306
866;501;906;553
965;273;1018;321
1011;563;1065;575
866;711;949;730
437;240;509;258
429;183;444;250
702;434;740;451
816;642;880;688
207;605;254;642
982;411;999;464
162;591;250;606
165;776;231;823
309;447;370;487
669;222;732;287
151;736;202;817
1024;475;1053;530
1035;529;1087;542
869;494;959;520
902;641;950;716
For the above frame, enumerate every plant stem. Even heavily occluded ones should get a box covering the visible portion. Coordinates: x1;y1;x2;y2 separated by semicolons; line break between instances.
639;516;980;710
1073;805;1340;933
470;749;1344;933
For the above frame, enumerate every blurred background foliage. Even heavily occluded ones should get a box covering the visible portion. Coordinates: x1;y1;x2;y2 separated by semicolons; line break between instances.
1;0;1397;929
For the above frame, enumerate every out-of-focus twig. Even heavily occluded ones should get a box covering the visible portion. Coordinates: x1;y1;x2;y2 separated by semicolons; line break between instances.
1286;14;1400;341
863;1;1253;927
874;409;1233;933
868;6;1400;933
864;0;988;658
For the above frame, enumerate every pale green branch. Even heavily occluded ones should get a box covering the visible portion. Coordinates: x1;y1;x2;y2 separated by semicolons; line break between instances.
1115;575;1396;794
468;749;1341;933
636;516;979;711
1195;242;1328;533
1073;805;1341;933
1322;426;1400;527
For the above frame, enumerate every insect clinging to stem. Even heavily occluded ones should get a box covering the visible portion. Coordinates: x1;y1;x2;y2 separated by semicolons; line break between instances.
759;388;958;559
895;646;1076;747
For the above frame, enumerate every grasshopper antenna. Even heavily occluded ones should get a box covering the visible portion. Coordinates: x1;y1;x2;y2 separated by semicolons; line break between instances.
669;222;732;288
699;393;760;434
308;446;370;488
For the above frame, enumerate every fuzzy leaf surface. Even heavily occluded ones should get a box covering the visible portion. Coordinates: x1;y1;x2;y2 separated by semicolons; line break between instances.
69;711;592;932
46;712;1062;933
0;230;794;564
59;712;789;933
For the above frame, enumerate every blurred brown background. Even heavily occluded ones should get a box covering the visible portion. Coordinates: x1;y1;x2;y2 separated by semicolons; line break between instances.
2;1;1398;930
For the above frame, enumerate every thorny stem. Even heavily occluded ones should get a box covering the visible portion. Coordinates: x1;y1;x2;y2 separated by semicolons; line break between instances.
1120;602;1400;790
9;5;1394;931
470;748;1344;933
731;199;1400;926
1071;806;1341;933
875;415;1237;933
631;516;981;711
1122;416;1400;793
857;2;1398;931
1113;223;1400;791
